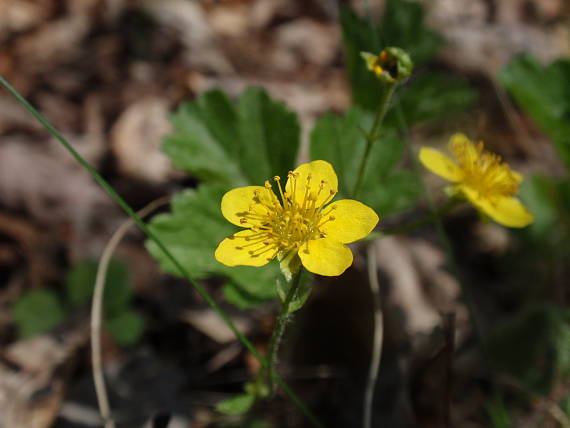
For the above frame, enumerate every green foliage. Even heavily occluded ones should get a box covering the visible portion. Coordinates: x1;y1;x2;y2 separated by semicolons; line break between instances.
380;0;442;65
105;309;145;346
12;289;66;338
66;259;132;315
340;8;380;111
486;396;513;428
310;107;419;216
216;392;255;415
14;259;145;345
487;305;570;393
500;55;570;170
146;184;280;309
519;175;570;242
72;259;145;346
385;72;476;127
150;87;303;309
163;87;300;187
340;1;473;115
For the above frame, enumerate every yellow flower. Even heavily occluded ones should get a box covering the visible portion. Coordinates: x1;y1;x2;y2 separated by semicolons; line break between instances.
215;160;379;276
419;133;534;228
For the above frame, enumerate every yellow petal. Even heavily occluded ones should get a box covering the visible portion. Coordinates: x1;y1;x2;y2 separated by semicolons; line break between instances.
285;160;338;208
221;186;278;227
448;133;482;165
215;230;276;267
419;147;462;182
323;199;379;243
462;187;534;228
511;170;523;184
298;238;353;276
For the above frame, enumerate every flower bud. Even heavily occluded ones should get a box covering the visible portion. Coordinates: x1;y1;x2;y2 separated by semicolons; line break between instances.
361;47;413;83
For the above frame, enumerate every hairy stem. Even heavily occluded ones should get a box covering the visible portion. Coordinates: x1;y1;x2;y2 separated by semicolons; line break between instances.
353;82;398;198
266;269;303;395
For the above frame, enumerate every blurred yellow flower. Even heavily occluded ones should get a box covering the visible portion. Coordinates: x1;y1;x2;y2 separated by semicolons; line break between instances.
419;133;534;228
215;160;379;276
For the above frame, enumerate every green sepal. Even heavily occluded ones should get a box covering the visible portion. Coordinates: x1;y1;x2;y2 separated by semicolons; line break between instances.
277;251;301;282
276;273;313;314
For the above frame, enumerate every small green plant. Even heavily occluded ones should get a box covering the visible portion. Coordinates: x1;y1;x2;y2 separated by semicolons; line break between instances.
12;289;66;338
12;259;144;346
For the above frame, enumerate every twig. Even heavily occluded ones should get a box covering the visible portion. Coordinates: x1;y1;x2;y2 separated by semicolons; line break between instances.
91;196;170;428
363;242;383;428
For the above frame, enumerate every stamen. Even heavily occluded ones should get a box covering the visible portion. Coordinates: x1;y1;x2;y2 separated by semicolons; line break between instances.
274;175;287;206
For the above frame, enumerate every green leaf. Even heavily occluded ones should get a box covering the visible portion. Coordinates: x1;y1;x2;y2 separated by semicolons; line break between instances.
381;0;442;65
385;72;476;127
162;87;300;187
486;396;513;428
13;290;66;338
486;305;570;392
65;259;131;316
216;392;255;415
340;8;383;111
519;175;562;240
146;184;279;309
500;55;570;170
310;107;419;216
105;309;145;346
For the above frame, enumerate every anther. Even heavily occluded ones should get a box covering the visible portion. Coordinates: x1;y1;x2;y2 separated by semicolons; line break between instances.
264;180;272;189
274;175;281;181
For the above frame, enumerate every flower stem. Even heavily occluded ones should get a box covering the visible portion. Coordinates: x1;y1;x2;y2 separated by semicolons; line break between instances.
266;269;304;395
353;82;398;198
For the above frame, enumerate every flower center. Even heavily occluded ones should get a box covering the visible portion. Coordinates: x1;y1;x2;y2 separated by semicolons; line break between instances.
234;172;337;259
452;141;520;199
269;173;337;250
